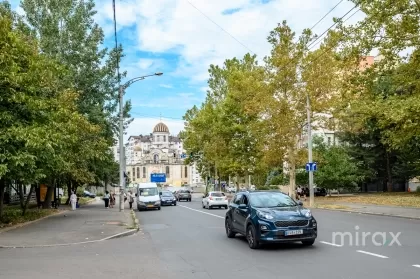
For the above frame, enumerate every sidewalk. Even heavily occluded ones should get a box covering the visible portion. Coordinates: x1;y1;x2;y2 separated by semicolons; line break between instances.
0;198;136;248
313;202;420;219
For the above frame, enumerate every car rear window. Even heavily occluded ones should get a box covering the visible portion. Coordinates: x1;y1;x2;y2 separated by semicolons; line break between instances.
210;192;224;197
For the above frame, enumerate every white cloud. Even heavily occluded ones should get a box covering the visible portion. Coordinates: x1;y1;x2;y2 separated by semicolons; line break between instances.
95;0;363;84
159;84;173;88
125;117;185;141
121;58;166;79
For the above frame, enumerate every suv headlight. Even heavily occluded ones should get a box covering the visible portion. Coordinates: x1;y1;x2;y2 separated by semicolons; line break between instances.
257;211;274;220
304;210;312;218
138;201;145;205
154;201;161;205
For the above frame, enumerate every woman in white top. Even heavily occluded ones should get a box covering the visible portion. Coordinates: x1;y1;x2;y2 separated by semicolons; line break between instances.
103;191;110;208
70;191;78;210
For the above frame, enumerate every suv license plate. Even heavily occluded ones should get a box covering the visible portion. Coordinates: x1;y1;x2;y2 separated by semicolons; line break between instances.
285;230;303;236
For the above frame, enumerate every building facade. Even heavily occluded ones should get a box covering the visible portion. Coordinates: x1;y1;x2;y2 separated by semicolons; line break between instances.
124;122;203;187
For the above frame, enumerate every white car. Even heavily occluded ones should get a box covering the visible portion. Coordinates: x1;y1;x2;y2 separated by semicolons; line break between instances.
202;192;229;209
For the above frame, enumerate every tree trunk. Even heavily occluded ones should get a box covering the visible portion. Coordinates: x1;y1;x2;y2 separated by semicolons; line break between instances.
65;180;72;205
235;174;240;191
386;152;393;192
18;182;25;210
22;185;35;216
42;180;54;209
245;170;250;188
0;178;5;221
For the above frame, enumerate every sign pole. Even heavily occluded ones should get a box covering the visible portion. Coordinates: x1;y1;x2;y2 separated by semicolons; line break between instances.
307;94;314;207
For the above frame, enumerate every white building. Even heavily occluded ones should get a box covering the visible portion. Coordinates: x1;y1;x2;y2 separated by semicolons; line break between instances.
124;122;203;187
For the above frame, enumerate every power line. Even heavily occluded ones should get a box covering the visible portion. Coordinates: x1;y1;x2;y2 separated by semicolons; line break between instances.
185;0;255;54
310;0;344;30
307;4;359;50
112;0;121;83
130;112;184;121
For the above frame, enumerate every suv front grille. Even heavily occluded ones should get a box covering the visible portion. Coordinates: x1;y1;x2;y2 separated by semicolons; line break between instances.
275;220;309;227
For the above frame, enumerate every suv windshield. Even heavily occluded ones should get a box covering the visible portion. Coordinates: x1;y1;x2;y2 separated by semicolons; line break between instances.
250;192;297;208
210;192;225;197
180;190;190;193
161;192;173;197
139;188;158;196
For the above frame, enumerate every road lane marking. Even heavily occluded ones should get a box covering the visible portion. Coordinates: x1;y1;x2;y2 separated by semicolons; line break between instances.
319;241;343;247
178;205;224;219
356;250;388;259
412;265;420;268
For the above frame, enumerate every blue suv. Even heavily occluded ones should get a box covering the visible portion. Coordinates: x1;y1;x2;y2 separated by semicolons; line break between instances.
225;191;317;249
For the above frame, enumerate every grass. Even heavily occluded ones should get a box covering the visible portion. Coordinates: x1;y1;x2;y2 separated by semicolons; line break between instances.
0;207;58;228
314;192;420;208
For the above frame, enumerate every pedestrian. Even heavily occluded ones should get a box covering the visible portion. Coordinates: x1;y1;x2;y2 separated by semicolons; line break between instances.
297;186;302;200
128;190;134;209
70;191;77;210
104;191;110;208
109;191;115;208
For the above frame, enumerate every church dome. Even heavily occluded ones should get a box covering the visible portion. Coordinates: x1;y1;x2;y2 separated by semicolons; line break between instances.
153;122;169;133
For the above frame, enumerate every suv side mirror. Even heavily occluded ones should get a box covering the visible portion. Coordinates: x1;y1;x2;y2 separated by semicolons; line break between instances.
238;204;248;209
297;201;303;206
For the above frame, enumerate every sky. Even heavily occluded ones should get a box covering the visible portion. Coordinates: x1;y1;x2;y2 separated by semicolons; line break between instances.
9;0;364;141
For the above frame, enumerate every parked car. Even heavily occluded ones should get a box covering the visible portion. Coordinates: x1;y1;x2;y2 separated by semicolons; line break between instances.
160;191;177;206
225;190;317;249
175;190;191;202
83;190;96;198
202;191;229;209
314;187;327;196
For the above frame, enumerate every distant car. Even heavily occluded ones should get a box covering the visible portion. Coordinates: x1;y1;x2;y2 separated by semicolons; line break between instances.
225;190;317;249
83;190;96;198
160;191;177;206
202;191;228;209
314;187;327;196
176;190;191;202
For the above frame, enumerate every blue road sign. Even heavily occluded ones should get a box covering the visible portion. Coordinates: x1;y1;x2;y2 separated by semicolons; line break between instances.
151;173;166;183
305;162;317;172
181;153;187;159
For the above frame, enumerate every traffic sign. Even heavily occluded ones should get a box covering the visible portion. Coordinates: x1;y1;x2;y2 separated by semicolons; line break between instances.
151;173;166;182
181;153;186;159
305;162;317;172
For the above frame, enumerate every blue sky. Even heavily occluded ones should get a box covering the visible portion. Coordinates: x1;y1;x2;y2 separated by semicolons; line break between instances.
10;0;362;140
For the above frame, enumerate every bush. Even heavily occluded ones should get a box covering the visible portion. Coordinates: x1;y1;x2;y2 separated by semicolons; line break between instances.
76;187;85;196
96;191;104;197
0;208;58;226
416;186;420;193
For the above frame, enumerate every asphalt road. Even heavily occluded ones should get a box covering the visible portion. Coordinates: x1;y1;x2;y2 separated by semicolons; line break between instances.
1;196;420;278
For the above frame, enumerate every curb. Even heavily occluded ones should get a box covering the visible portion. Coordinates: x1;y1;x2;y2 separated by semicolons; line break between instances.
313;208;420;220
130;209;140;231
0;210;68;235
0;229;138;249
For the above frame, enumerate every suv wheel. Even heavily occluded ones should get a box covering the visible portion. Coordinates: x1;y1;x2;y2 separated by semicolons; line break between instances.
225;219;236;238
246;225;260;249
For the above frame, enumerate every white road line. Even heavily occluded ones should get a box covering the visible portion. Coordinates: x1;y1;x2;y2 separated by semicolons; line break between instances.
178;205;224;219
319;241;343;247
412;265;420;268
356;250;388;259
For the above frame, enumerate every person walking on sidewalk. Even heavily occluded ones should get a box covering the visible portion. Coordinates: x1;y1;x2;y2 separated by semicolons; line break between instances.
109;191;115;208
70;191;77;211
128;191;134;209
104;191;110;208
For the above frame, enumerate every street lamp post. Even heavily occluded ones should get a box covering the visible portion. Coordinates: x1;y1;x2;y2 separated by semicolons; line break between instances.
119;72;163;212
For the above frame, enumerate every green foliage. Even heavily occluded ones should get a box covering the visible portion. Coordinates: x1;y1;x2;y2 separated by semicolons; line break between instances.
312;139;363;190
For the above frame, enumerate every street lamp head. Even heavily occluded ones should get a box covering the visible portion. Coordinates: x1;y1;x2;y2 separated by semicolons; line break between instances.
155;72;163;76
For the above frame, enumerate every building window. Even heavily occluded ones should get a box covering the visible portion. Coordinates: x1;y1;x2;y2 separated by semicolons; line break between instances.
163;135;166;142
185;166;188;178
327;137;331;146
153;154;159;164
137;167;140;178
166;166;170;178
142;167;146;178
132;168;135;180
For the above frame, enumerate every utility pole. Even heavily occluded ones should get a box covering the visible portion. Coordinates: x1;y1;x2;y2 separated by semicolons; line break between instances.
117;73;163;212
119;86;125;212
306;94;314;207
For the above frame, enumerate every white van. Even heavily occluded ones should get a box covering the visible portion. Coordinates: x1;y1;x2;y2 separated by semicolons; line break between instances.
136;183;161;211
